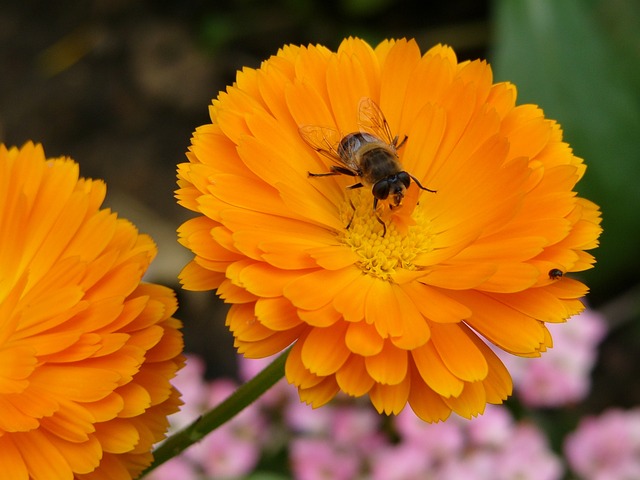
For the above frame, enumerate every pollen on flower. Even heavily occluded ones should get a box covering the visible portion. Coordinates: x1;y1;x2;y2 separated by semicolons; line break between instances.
340;190;435;281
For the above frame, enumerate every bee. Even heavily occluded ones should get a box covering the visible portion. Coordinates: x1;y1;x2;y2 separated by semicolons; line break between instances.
548;268;564;280
299;97;435;236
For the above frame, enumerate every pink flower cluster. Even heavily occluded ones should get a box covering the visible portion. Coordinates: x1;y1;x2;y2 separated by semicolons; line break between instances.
149;356;562;479
285;403;566;480
365;406;560;480
565;408;640;480
499;308;607;407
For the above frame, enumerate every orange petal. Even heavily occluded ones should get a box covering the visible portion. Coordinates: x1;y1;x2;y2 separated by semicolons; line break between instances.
0;436;28;479
429;323;488;382
364;341;408;385
301;322;350;376
388;285;430;349
454;290;549;355
297;303;341;328
284;267;361;310
298;376;340;408
345;321;384;356
333;273;376;323
443;380;487;419
466;331;513;404
255;297;303;331
369;374;411;415
335;355;375;397
411;341;464;398
407;366;452;423
285;339;324;389
401;282;472;323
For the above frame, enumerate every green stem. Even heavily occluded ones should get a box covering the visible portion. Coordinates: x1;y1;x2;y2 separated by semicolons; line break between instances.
141;348;290;477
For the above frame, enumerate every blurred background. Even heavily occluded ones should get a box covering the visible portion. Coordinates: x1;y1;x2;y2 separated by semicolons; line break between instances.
1;0;639;475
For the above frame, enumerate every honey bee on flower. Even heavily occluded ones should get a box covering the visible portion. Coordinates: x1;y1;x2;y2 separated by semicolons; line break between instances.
299;97;436;236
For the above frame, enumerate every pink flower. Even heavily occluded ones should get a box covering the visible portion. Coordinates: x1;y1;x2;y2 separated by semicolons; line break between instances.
285;397;335;435
290;438;361;480
565;408;640;480
515;354;590;407
330;405;385;453
559;307;607;346
198;430;262;478
168;354;210;429
495;423;563;480
387;405;563;479
185;377;267;477
394;408;465;461
146;457;198;480
500;308;607;407
369;443;432;480
237;353;276;381
437;451;497;480
466;405;512;448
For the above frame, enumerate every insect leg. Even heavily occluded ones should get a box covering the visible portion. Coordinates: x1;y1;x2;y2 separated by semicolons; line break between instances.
375;213;387;237
396;135;408;149
308;166;358;177
308;171;340;177
408;173;437;193
345;199;356;230
372;197;388;237
347;182;364;190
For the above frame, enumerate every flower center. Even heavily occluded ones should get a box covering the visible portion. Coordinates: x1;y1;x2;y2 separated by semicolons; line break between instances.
339;189;435;281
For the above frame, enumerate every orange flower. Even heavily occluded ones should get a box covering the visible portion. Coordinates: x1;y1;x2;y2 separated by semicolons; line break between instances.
0;143;184;478
177;38;601;422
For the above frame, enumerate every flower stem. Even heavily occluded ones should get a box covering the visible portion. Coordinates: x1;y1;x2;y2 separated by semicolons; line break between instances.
141;348;290;477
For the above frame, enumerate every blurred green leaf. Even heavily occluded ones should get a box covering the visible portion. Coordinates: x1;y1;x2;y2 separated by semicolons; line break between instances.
340;0;396;16
246;473;291;480
491;0;640;298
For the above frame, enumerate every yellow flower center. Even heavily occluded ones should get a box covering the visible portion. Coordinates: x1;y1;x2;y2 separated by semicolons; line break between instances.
340;189;435;281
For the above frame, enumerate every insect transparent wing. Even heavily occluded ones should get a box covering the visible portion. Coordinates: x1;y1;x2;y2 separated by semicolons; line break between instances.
357;97;397;147
299;125;360;172
299;125;343;160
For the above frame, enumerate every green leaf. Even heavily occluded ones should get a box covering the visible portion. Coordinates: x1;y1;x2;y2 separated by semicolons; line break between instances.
491;0;640;297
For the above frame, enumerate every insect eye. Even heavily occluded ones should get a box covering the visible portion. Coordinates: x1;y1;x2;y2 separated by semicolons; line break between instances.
397;171;411;188
372;180;391;200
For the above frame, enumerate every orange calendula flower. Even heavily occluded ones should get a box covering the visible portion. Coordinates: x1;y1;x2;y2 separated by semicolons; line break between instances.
0;143;184;478
177;38;601;422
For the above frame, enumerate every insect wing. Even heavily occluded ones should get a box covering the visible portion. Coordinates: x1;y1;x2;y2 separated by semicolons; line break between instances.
299;125;360;172
357;97;397;147
299;125;342;160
